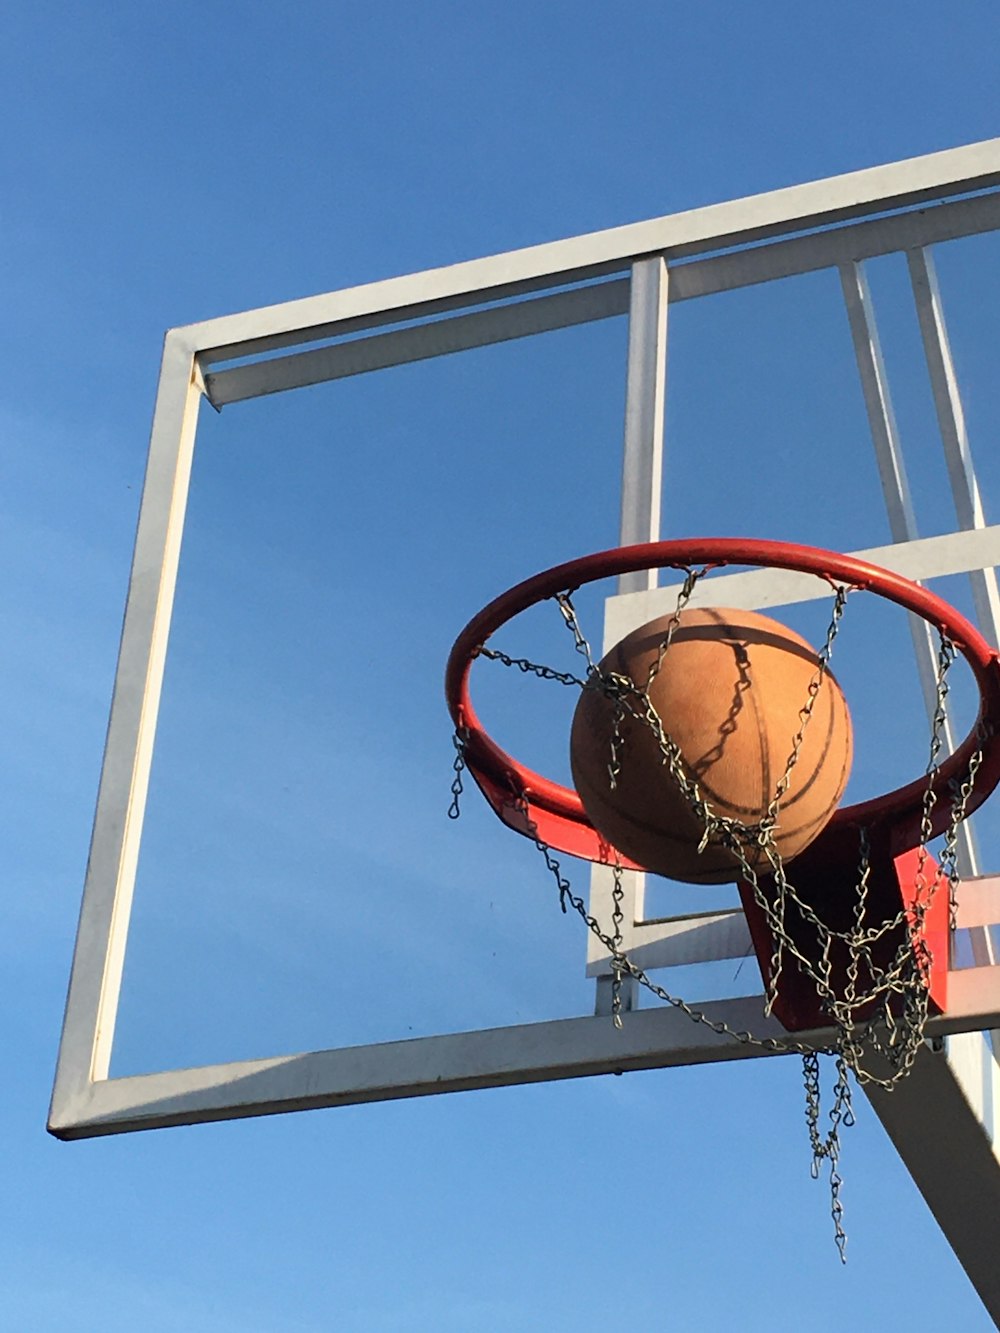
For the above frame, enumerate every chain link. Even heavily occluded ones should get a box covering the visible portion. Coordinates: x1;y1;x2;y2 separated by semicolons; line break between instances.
476;644;589;688
610;861;626;1030
448;729;468;820
944;740;986;929
803;1051;853;1262
556;591;599;676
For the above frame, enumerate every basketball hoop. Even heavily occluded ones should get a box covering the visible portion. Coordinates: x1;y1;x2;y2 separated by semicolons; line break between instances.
446;536;1000;1052
446;537;1000;1260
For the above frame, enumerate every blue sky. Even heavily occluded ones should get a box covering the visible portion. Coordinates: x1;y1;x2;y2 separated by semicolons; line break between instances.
4;3;1000;1330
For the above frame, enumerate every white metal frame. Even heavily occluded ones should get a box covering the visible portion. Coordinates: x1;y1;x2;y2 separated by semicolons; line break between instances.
49;132;1000;1329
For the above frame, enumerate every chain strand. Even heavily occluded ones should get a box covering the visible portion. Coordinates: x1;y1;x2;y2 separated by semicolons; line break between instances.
453;574;978;1261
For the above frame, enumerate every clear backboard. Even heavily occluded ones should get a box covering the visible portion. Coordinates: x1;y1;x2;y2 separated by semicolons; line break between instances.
50;138;1000;1322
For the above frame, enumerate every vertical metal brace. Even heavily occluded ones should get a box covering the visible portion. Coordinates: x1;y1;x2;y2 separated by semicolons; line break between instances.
593;256;669;1017
839;261;983;891
49;334;203;1122
908;248;1000;644
618;256;668;584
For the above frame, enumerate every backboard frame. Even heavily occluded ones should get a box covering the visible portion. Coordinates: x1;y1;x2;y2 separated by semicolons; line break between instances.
48;148;1000;1329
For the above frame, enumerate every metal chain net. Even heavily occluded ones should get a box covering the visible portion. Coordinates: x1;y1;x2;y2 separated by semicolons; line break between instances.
448;567;983;1260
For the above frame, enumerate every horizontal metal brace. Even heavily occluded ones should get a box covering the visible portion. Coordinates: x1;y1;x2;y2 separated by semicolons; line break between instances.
606;525;1000;649
586;908;749;975
587;874;1000;974
49;962;1000;1140
670;189;1000;304
190;139;1000;366
204;280;629;407
201;191;1000;407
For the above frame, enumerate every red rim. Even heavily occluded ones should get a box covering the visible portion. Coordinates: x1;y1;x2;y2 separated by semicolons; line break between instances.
445;539;1000;864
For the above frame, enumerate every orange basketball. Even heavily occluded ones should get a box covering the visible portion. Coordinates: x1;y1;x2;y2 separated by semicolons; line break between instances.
570;607;853;884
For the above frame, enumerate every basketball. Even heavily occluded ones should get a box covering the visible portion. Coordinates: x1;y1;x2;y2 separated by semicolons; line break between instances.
569;607;853;883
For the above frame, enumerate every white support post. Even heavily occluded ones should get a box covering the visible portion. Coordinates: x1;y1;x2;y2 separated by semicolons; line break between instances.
593;256;669;1017
864;1037;1000;1325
